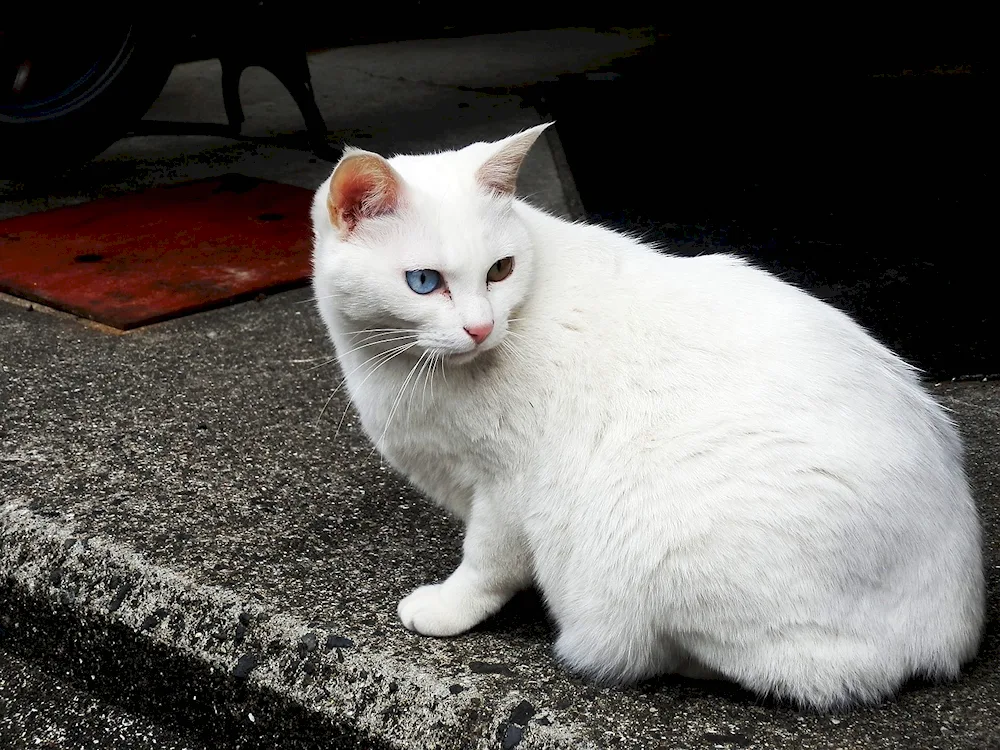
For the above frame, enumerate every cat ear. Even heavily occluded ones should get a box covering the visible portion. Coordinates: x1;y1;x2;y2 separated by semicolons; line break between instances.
327;149;403;235
475;122;554;196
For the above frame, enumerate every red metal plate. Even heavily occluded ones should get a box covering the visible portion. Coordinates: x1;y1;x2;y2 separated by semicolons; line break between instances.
0;175;314;330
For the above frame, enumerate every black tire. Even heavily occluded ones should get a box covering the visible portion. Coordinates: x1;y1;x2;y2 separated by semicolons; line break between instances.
0;21;177;177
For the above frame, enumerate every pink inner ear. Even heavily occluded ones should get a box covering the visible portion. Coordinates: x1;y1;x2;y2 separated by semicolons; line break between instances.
476;151;522;196
328;155;399;233
474;124;552;196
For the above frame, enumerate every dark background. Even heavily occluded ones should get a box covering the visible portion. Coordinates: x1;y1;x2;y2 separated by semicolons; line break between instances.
540;27;992;381
281;15;993;380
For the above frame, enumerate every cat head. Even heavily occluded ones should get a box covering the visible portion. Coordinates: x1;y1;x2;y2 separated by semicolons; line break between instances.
312;123;551;365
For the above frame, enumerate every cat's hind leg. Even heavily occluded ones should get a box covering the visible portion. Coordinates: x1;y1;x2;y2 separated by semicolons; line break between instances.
553;614;708;685
708;633;915;710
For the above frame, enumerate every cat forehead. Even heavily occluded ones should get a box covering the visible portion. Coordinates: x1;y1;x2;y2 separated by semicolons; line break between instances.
404;215;502;270
396;195;511;273
384;151;506;226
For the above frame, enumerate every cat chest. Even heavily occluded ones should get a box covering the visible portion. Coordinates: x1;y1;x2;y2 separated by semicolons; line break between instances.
350;382;510;474
372;411;510;476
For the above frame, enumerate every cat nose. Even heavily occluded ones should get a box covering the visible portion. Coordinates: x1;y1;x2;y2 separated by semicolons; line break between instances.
464;322;494;344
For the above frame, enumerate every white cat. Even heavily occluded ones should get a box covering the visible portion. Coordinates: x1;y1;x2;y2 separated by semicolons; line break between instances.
310;124;984;710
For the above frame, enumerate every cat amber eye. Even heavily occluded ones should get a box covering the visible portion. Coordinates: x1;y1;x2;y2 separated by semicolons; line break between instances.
487;257;514;283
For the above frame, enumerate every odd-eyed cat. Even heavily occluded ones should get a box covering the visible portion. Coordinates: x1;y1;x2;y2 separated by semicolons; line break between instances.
310;124;984;710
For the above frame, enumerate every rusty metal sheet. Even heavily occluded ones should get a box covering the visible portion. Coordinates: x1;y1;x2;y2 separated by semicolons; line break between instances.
0;175;315;330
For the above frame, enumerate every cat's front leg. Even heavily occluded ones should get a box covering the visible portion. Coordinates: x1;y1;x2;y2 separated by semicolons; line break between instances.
398;495;530;637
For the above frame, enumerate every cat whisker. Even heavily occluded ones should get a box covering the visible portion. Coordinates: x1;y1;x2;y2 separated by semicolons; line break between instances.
418;356;430;413
407;350;435;425
499;337;540;375
330;333;419;361
317;341;416;426
301;292;365;305
502;335;536;361
501;330;533;351
342;327;420;338
427;352;441;405
332;342;417;439
306;331;419;374
373;349;428;456
404;352;425;425
499;340;528;370
303;355;340;371
333;400;356;441
432;353;441;401
439;354;449;387
342;331;416;348
421;351;440;410
401;350;433;430
322;344;401;394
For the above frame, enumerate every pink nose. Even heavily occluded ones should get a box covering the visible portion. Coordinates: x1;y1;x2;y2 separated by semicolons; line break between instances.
464;322;494;344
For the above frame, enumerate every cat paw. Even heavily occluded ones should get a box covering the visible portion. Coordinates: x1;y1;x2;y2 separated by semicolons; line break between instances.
398;583;485;637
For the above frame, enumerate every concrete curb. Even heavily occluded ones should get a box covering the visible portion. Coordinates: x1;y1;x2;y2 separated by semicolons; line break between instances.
0;501;589;749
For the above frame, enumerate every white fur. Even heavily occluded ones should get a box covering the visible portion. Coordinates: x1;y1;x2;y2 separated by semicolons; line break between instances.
310;126;985;710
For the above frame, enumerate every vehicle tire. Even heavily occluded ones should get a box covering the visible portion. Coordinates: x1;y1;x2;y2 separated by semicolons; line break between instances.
0;21;177;177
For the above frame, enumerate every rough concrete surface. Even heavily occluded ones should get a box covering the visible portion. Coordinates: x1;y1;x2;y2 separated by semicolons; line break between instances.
0;646;212;750
1;286;998;749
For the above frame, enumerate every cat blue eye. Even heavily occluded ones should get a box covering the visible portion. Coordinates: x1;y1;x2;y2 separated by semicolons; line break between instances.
405;269;442;294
